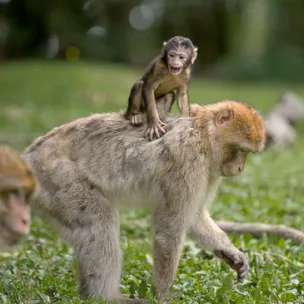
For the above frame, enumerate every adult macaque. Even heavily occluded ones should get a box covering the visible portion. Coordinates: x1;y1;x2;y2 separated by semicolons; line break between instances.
22;99;265;303
124;36;198;141
0;145;37;251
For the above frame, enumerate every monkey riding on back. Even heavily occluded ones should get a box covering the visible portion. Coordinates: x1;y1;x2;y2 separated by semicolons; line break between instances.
124;36;198;141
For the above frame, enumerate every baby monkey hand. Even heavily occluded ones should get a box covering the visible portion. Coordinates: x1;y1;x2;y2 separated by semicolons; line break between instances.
145;119;167;141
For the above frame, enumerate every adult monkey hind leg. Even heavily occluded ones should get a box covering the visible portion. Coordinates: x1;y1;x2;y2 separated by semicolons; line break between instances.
125;80;144;126
44;173;148;304
74;192;148;303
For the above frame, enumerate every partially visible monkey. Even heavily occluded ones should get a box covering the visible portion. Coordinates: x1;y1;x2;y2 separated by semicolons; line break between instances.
265;91;304;148
0;145;37;251
23;99;265;303
124;36;198;141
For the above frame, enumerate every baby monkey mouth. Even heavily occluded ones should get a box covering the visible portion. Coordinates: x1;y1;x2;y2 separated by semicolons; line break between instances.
169;66;182;76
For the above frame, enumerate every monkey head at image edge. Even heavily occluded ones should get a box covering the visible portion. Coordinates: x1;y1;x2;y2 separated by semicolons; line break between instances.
0;145;38;251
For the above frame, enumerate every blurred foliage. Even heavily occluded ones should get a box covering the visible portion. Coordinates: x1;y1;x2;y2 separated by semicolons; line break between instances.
0;0;304;81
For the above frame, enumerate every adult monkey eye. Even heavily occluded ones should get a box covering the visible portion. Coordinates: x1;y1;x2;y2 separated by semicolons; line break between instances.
24;189;33;203
10;189;22;198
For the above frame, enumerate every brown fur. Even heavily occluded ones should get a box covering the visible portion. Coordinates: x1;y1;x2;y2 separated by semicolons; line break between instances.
0;145;38;251
125;36;198;141
22;100;265;303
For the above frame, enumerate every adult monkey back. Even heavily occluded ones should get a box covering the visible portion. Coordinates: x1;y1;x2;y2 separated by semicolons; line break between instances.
22;100;265;303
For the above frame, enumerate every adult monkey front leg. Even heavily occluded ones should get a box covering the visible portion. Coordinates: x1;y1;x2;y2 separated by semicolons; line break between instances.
189;208;249;282
152;199;190;303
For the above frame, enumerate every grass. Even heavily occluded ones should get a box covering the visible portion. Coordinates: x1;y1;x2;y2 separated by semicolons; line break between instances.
0;60;304;304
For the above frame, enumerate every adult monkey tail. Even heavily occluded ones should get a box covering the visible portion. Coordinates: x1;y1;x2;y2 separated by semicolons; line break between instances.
216;221;304;245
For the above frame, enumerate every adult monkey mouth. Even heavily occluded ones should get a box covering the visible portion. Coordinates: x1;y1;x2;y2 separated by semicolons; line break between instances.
169;66;182;75
0;220;23;246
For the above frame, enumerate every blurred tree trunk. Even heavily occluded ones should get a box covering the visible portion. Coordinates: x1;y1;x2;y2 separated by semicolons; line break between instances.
159;1;229;70
100;0;135;63
3;0;48;59
231;0;270;61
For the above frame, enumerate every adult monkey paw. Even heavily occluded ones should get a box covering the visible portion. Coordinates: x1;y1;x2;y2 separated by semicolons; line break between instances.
214;246;249;282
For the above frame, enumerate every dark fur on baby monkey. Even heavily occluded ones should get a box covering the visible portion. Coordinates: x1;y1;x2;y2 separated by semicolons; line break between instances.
124;36;198;141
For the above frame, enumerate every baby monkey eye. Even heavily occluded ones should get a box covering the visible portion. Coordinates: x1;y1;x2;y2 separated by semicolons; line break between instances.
169;53;175;58
179;55;185;60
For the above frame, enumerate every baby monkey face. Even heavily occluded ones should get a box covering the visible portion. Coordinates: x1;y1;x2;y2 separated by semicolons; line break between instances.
162;36;198;77
167;50;188;75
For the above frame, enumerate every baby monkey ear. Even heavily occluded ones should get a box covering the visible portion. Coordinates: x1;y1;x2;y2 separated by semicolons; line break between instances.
163;41;167;47
191;47;198;64
215;108;234;126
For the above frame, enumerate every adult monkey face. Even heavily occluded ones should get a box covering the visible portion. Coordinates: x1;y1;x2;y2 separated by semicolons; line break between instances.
0;145;38;251
192;102;265;178
162;36;198;76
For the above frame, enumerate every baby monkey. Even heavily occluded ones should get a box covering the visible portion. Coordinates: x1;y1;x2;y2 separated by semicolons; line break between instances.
125;36;198;140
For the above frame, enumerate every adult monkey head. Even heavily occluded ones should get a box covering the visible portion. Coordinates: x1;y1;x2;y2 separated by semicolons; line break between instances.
191;101;265;178
0;145;37;251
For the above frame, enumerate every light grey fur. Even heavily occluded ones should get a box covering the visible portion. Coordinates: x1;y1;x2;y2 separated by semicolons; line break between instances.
21;100;259;303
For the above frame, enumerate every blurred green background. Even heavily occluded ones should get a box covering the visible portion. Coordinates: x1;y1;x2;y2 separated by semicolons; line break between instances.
1;0;304;81
1;1;304;303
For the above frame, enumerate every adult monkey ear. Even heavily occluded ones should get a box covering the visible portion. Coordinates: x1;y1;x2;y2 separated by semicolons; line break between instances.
215;108;234;126
191;47;198;64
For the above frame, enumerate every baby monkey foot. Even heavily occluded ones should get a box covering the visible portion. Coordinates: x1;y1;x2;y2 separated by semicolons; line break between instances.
131;114;144;126
145;120;167;141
